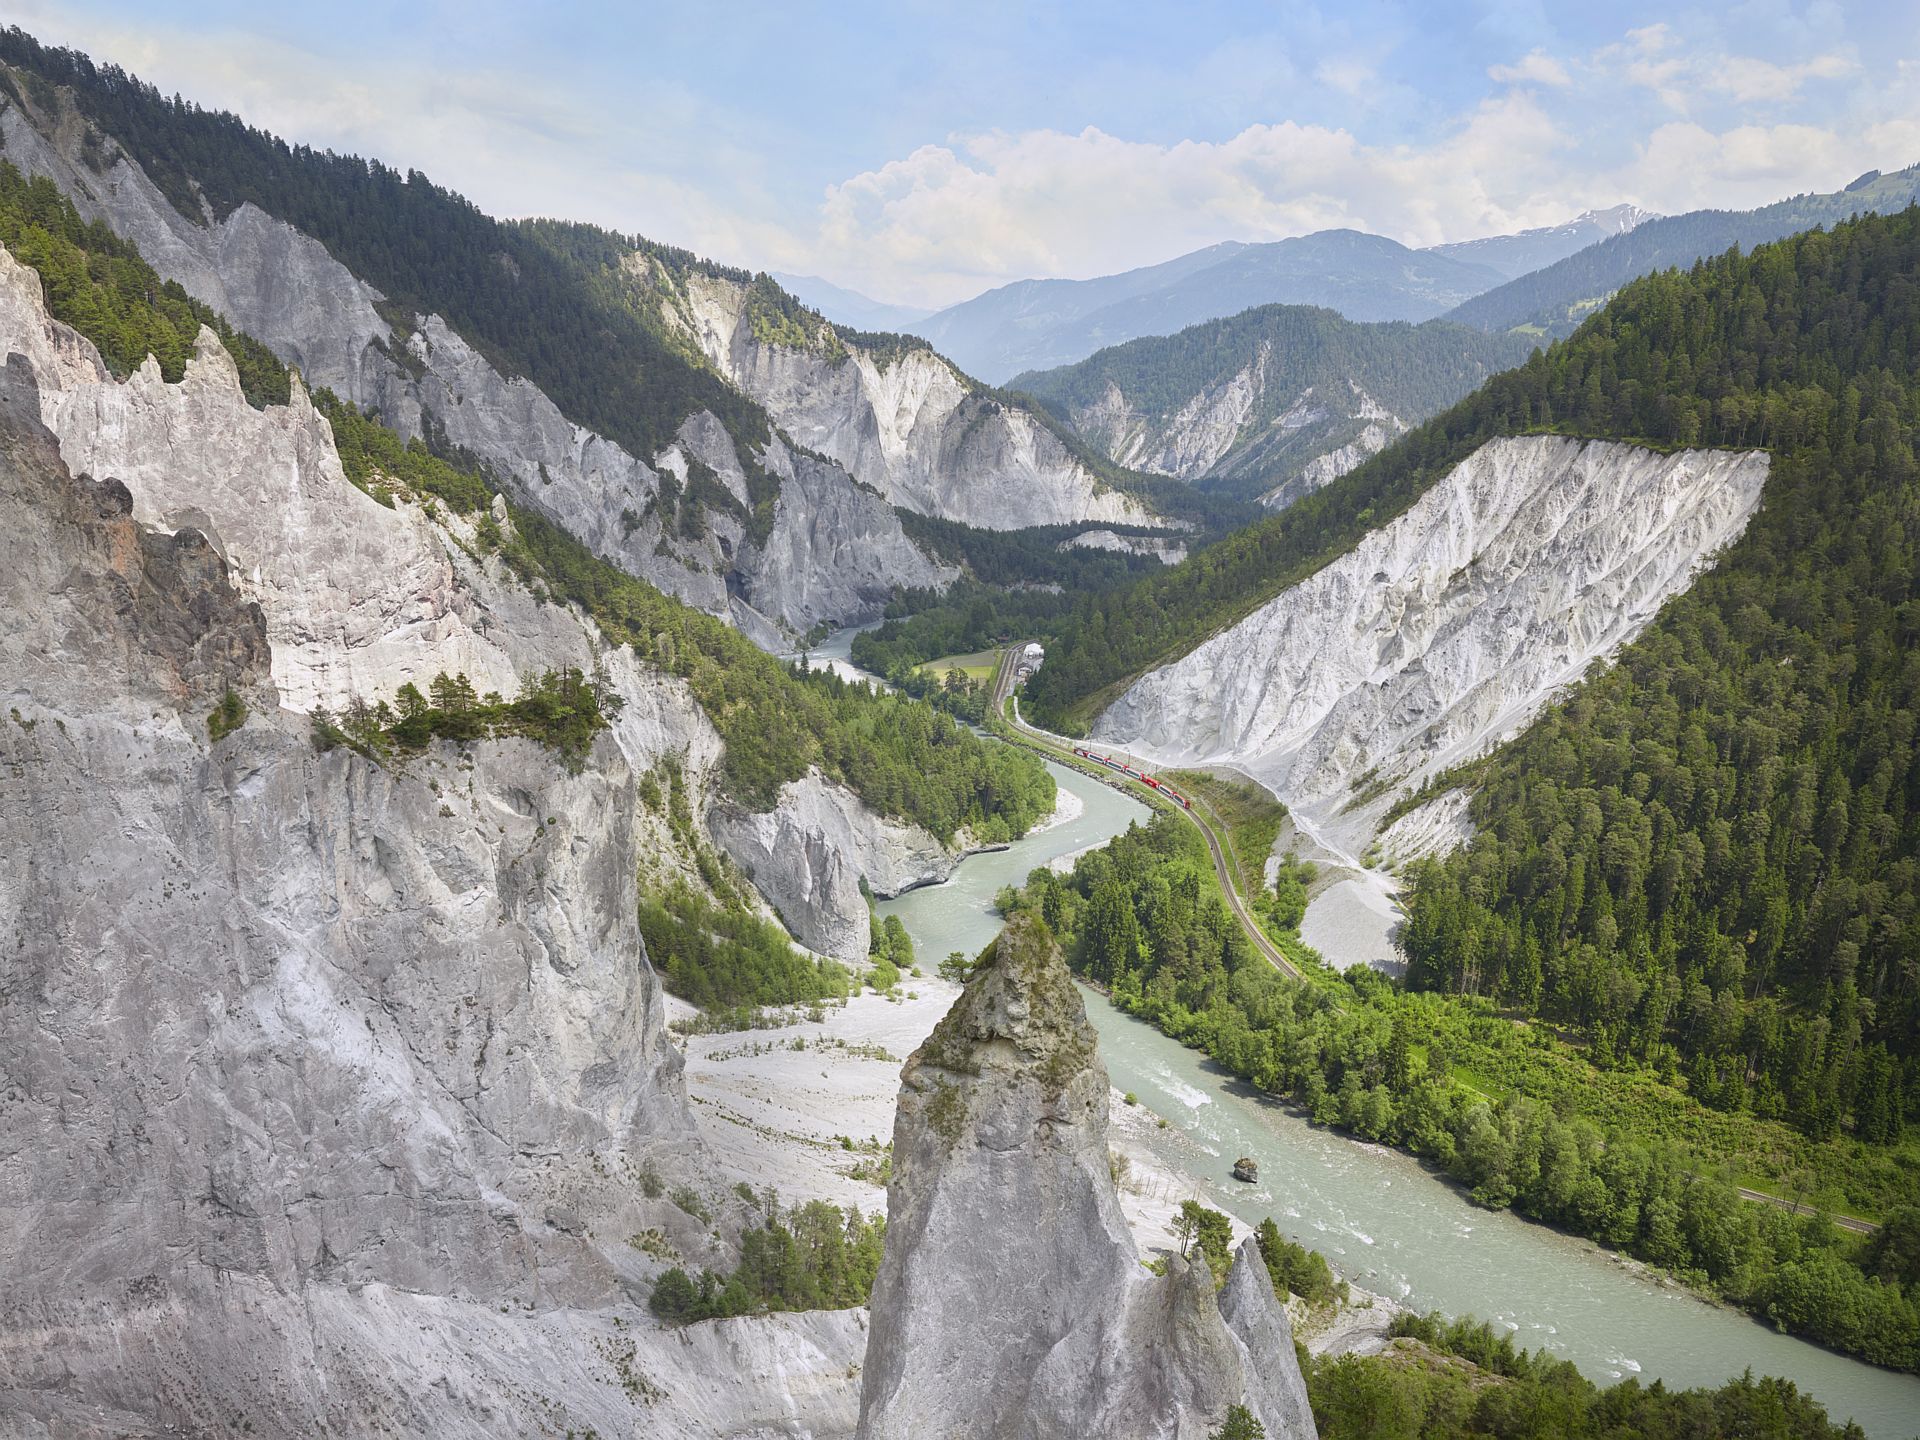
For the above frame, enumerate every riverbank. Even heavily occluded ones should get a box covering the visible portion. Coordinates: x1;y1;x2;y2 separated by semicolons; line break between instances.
676;979;1402;1359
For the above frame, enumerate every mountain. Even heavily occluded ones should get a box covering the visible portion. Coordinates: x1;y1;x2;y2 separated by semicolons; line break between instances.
1013;304;1533;509
0;38;1099;1431
913;231;1511;381
770;270;935;333
1018;206;1920;1372
1448;164;1920;336
0;29;1181;649
1425;203;1656;281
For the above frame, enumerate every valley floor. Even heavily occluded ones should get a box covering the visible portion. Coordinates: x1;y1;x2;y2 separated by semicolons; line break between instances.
671;981;1402;1357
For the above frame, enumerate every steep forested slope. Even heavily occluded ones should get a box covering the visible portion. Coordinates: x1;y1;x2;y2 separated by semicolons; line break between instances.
1447;164;1920;337
1398;212;1920;1149
1023;212;1920;735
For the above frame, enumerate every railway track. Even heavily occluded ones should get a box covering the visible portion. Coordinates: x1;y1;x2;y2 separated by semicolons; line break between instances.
987;650;1306;983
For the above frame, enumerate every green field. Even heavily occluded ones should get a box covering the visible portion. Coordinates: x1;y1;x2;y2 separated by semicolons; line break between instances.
917;649;1000;682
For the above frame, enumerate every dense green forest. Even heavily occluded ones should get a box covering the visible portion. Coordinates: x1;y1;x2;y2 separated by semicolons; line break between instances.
1394;211;1920;1164
638;880;852;1017
1448;164;1920;336
1310;1311;1867;1439
1021;205;1920;734
1013;302;1530;436
1003;813;1920;1371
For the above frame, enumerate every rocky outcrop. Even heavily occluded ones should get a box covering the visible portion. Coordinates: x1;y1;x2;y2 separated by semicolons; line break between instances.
1097;435;1770;856
0;245;528;710
709;770;956;961
0;348;787;1432
0;82;946;641
0;230;936;966
669;270;1159;531
856;914;1314;1439
1060;528;1189;565
1259;388;1407;513
743;438;962;635
1017;302;1527;507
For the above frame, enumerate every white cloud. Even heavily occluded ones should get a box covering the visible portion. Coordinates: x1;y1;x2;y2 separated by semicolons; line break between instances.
1488;51;1572;88
1608;118;1913;214
816;95;1578;305
1714;53;1857;104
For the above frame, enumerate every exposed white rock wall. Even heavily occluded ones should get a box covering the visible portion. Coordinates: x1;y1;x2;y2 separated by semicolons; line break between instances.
1061;528;1190;565
857;915;1314;1439
0;89;945;639
673;272;1156;531
1097;435;1769;853
708;770;957;961
0;244;523;711
1376;789;1476;867
0;370;857;1433
744;438;961;634
0;235;939;995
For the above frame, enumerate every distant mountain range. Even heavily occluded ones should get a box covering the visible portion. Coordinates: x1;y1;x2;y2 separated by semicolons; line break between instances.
769;272;934;334
1426;204;1656;281
790;205;1651;384
1448;167;1920;337
907;231;1511;382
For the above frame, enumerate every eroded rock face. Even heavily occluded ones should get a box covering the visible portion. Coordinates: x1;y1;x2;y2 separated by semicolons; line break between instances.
0;86;945;640
671;271;1156;531
0;241;528;710
1096;434;1770;856
709;770;956;961
0;352;795;1432
856;914;1314;1440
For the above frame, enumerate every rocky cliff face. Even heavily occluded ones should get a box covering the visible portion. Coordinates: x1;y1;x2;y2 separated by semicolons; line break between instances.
1065;369;1407;510
666;269;1159;531
1015;306;1527;510
0;225;956;964
0;84;949;641
1096;435;1770;857
0;347;852;1434
857;914;1314;1440
709;771;958;961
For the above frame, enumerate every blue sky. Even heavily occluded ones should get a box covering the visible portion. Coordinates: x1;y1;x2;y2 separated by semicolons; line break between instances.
9;1;1918;305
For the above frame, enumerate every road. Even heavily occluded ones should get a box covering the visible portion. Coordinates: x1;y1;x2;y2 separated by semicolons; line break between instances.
986;648;1881;1235
987;650;1308;983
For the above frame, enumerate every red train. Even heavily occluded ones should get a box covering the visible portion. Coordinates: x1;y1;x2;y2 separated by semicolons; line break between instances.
1072;748;1192;809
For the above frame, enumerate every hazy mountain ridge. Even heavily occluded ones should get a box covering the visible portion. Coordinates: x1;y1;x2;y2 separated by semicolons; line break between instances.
1013;303;1533;508
912;230;1511;381
1425;203;1657;281
1448;164;1920;336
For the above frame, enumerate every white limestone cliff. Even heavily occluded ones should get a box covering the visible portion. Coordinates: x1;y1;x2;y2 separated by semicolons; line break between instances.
0;89;947;640
1096;435;1770;858
856;914;1315;1440
669;270;1158;531
709;770;958;961
0;356;852;1435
